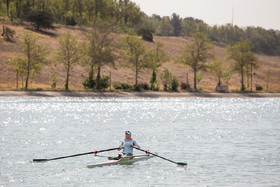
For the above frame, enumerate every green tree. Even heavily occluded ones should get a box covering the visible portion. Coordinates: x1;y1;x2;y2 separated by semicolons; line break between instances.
56;32;79;90
82;22;116;90
158;16;173;36
7;58;26;90
25;10;55;30
175;32;214;91
8;32;49;89
170;13;182;36
160;68;172;91
145;42;168;90
227;40;257;91
122;33;146;89
208;58;232;86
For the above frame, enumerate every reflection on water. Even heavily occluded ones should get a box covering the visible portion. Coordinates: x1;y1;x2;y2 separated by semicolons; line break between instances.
0;97;280;186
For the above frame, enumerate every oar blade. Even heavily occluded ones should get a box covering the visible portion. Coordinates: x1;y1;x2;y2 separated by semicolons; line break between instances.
177;162;187;166
33;159;48;162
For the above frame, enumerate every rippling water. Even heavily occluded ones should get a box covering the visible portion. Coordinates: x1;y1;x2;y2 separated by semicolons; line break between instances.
0;97;279;186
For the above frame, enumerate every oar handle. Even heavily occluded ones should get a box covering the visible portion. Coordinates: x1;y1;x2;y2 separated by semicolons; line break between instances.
133;147;178;164
33;147;119;162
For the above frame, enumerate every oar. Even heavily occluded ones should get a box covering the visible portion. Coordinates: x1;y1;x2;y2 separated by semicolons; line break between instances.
33;147;119;162
133;147;187;166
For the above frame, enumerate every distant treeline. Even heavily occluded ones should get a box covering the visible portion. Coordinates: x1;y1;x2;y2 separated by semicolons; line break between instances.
1;0;279;56
0;0;143;26
141;14;280;56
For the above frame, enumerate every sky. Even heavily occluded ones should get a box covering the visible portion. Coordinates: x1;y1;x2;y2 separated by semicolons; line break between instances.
132;0;280;30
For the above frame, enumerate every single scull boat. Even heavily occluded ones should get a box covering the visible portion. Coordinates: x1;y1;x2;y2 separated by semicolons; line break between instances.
87;154;154;168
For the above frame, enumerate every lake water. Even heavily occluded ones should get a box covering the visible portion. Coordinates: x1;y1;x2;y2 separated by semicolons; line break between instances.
0;97;279;186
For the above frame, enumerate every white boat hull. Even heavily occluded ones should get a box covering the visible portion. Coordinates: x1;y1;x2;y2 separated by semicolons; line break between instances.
87;155;153;168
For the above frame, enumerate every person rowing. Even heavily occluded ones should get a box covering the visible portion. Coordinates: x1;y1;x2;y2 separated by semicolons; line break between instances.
111;131;140;160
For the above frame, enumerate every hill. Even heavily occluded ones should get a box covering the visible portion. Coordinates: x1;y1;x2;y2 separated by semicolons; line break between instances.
0;21;280;92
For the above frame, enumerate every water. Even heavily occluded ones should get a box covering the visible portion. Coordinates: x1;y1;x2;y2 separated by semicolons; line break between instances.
0;97;279;186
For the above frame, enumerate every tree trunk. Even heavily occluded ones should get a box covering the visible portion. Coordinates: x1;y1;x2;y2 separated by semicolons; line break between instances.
16;69;19;90
193;68;197;91
65;61;70;90
89;63;94;88
6;0;10;17
218;77;221;86
250;63;253;92
25;51;31;89
241;66;245;91
96;65;101;90
135;57;138;89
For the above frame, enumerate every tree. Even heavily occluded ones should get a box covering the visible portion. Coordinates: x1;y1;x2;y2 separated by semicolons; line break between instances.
82;22;116;90
8;32;49;89
145;42;168;90
137;26;154;42
208;58;232;86
227;40;257;91
56;32;79;90
7;58;26;90
160;68;172;91
25;10;55;30
170;13;182;36
122;33;146;89
175;32;214;91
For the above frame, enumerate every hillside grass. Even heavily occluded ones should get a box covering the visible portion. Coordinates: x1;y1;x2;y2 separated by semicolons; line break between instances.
1;20;280;92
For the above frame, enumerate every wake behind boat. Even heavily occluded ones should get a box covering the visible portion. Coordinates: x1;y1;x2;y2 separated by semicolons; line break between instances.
87;154;154;169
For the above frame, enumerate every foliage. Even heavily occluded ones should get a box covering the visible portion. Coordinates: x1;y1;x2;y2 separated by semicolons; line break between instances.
256;85;263;91
227;40;258;91
137;26;154;42
170;13;182;36
50;72;58;88
8;32;49;89
171;77;179;91
25;10;55;30
143;14;280;56
208;59;232;86
265;70;271;92
175;32;214;90
82;21;116;90
56;32;79;90
180;82;191;90
196;73;203;86
138;83;150;90
1;25;15;41
160;68;172;91
122;33;146;89
144;42;168;91
113;82;133;90
83;78;96;89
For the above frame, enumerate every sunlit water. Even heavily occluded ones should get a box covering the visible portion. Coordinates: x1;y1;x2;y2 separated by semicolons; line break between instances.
0;97;279;186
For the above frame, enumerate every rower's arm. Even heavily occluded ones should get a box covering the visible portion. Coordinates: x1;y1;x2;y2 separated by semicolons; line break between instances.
133;140;140;148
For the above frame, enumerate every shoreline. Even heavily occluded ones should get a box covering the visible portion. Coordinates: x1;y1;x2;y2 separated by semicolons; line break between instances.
0;91;280;98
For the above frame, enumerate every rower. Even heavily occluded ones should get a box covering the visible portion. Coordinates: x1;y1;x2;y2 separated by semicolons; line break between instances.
118;131;140;158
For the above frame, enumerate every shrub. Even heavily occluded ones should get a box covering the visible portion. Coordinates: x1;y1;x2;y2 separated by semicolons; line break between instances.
50;72;58;89
113;82;133;90
138;83;150;90
66;16;77;26
256;85;263;91
83;78;96;89
99;76;110;90
171;77;179;91
137;26;154;42
180;82;191;90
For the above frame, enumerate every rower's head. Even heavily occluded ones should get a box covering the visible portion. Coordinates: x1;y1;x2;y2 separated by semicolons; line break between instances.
125;131;131;138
